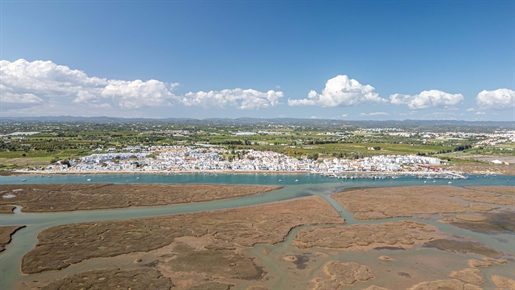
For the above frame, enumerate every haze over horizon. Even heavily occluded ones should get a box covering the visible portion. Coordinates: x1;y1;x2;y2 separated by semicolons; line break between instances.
0;0;514;121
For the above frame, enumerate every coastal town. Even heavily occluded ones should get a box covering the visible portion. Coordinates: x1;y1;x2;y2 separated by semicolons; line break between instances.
2;3;515;289
2;120;513;179
36;145;469;178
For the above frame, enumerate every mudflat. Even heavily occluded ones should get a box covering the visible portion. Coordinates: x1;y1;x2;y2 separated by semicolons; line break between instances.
0;226;25;252
423;239;502;257
451;210;515;232
293;221;443;251
464;186;515;195
40;268;173;290
0;183;282;213
408;279;483;290
0;205;15;214
9;185;515;290
22;196;344;275
313;261;374;289
332;186;514;220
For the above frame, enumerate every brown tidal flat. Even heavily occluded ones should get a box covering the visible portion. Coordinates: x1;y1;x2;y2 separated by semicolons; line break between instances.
468;259;493;268
21;196;343;276
408;279;483;290
0;225;25;252
332;186;514;220
450;268;485;284
450;210;515;232
293;221;443;251
11;184;515;290
312;261;374;289
464;186;515;195
423;239;502;258
492;275;515;289
0;205;15;214
0;183;282;213
40;268;173;290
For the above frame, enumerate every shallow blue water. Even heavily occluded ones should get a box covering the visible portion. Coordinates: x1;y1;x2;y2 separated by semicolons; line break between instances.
1;172;514;187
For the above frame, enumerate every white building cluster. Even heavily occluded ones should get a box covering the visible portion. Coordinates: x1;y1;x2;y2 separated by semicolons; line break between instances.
47;146;444;174
318;155;440;173
474;131;515;147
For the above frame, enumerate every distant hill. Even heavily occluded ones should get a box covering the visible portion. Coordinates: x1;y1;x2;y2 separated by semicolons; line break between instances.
0;116;513;131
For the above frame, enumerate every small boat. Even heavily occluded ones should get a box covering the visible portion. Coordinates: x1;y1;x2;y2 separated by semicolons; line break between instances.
294;179;298;182
21;179;26;182
87;178;92;182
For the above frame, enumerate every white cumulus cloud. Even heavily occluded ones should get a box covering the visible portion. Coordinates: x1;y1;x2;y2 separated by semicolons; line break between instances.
181;88;283;110
390;90;464;109
359;112;389;116
288;75;385;107
0;59;107;97
0;59;177;110
369;112;389;116
99;80;177;109
0;83;44;110
0;59;283;115
0;91;43;104
476;88;515;109
0;84;43;103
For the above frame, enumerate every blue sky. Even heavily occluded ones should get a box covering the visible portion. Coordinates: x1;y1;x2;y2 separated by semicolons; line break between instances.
0;0;514;120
